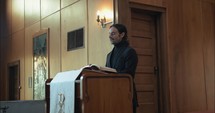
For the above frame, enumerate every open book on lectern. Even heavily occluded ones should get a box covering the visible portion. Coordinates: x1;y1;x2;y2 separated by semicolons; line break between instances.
83;64;117;73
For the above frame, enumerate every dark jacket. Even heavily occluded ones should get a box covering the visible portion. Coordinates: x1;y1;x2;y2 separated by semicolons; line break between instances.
106;40;138;106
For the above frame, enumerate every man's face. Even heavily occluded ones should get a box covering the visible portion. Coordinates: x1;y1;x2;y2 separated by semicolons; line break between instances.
109;27;124;45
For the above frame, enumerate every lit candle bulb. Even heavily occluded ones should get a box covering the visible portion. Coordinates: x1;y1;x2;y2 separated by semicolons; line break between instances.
96;10;100;22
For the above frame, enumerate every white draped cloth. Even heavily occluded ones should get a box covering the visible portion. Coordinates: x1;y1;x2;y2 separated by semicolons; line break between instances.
50;69;83;113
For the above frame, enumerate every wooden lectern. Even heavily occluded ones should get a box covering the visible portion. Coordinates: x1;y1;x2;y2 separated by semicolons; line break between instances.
46;69;133;113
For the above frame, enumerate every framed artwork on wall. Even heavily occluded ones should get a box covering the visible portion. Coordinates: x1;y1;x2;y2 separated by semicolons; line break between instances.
33;29;49;100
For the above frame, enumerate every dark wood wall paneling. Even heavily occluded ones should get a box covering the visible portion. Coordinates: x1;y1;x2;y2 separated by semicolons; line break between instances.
201;1;214;111
167;0;214;112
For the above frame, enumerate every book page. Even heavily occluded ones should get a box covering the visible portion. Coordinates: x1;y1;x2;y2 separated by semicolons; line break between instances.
83;64;117;73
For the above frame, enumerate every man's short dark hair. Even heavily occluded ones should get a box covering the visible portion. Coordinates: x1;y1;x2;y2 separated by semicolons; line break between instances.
110;24;128;41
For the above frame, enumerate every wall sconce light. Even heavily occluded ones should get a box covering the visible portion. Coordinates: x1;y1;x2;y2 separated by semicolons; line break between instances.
96;10;113;28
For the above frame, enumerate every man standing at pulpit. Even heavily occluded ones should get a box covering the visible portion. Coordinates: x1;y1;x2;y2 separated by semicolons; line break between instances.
106;24;138;113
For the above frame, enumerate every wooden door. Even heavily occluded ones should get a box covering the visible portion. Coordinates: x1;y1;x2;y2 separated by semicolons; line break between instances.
129;9;159;113
7;61;20;100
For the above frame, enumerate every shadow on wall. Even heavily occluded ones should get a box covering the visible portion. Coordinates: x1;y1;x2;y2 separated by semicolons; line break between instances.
0;0;10;37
